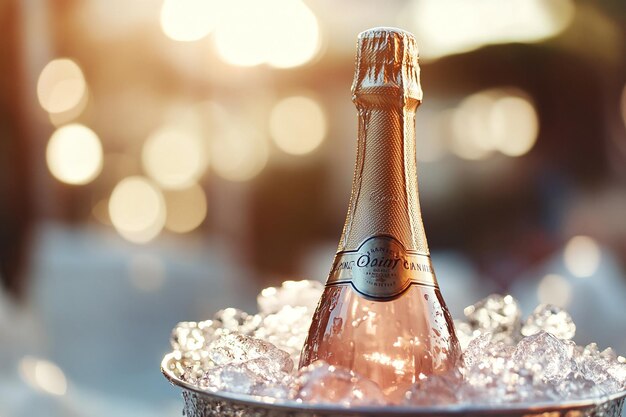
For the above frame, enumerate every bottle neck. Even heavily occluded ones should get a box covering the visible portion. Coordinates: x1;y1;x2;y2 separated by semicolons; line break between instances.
338;98;429;255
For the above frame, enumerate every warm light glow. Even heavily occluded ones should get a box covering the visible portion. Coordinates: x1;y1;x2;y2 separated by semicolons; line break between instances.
563;236;601;278
283;280;314;290
449;89;539;160
363;352;406;373
109;176;166;243
450;94;496;160
19;356;67;396
213;0;266;67
128;253;166;292
490;96;539;156
406;0;575;60
211;124;269;181
48;87;89;127
76;1;157;40
163;184;208;233
261;287;277;298
263;0;320;68
37;58;87;114
142;125;208;189
270;95;327;155
46;124;103;185
160;0;217;42
537;274;572;308
214;0;320;68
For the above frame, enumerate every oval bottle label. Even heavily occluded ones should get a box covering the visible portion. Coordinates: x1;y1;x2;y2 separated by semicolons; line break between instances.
326;235;438;300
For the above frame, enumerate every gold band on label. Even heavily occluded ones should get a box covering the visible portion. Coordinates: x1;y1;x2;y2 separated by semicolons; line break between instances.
326;235;438;301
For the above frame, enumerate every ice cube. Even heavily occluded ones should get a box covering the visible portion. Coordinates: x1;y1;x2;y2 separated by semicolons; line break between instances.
463;294;522;344
454;320;480;351
600;347;618;361
577;357;621;393
253;383;291;399
212;308;262;336
521;304;576;340
463;333;493;368
606;363;626;390
293;361;386;406
170;321;214;369
179;363;206;385
574;343;626;392
201;364;255;393
199;358;292;397
404;369;463;406
553;371;607;400
513;331;573;382
253;305;313;365
170;320;213;352
461;336;542;404
257;280;323;315
207;333;294;374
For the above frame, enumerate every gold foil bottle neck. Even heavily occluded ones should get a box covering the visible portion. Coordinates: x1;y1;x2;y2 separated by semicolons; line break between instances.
339;26;429;259
352;27;423;104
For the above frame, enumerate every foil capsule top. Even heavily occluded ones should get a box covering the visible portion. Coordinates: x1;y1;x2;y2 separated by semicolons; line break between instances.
351;27;423;104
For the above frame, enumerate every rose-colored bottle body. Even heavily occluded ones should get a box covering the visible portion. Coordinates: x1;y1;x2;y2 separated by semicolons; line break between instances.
299;28;461;399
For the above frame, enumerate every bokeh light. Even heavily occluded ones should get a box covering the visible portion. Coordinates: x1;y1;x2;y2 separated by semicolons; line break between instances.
563;235;601;278
489;96;539;156
164;184;208;233
270;95;327;155
537;273;572;308
142;125;208;189
128;253;166;292
48;87;89;127
213;0;266;67
449;89;539;160
214;0;320;68
160;0;217;42
76;1;156;40
109;176;166;243
19;356;67;396
37;58;87;114
263;0;320;68
46;124;103;185
211;125;269;182
450;93;496;160
406;0;575;60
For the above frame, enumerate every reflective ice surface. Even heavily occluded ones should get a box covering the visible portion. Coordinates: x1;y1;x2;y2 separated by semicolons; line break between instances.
521;304;576;340
294;361;386;406
169;283;626;406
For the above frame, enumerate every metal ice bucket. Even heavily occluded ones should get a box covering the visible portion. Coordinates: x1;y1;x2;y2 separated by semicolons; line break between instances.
161;353;626;417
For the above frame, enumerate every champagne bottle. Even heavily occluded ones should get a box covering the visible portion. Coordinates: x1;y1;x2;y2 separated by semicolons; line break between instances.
299;27;461;398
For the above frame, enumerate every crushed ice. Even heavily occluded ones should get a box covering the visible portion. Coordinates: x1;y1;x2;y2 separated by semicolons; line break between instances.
167;281;626;406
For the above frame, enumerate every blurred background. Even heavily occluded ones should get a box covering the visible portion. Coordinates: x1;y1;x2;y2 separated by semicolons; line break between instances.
1;0;626;415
